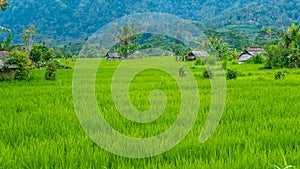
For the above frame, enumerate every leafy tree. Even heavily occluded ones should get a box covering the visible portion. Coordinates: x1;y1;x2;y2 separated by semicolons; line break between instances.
204;28;250;50
115;44;138;58
208;37;235;61
264;44;289;69
30;44;48;63
171;43;190;56
281;23;300;67
264;23;300;68
254;27;280;46
22;25;36;56
43;48;55;61
30;44;54;63
5;51;32;80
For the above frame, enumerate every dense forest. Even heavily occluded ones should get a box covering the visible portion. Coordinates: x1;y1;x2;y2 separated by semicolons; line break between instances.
1;0;300;44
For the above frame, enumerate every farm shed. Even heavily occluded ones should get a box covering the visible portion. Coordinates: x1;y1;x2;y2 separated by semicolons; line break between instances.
187;51;210;61
0;50;14;69
106;52;124;60
237;46;264;63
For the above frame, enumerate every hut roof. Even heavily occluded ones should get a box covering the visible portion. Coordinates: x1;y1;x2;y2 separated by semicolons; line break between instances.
189;51;209;57
106;52;121;58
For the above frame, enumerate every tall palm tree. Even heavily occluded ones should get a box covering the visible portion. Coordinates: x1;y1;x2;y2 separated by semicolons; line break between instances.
113;23;138;46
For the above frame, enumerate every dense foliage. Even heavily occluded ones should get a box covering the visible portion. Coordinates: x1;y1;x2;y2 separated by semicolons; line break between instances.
45;60;56;80
0;51;32;81
264;23;300;68
30;44;54;63
226;68;238;80
1;0;300;43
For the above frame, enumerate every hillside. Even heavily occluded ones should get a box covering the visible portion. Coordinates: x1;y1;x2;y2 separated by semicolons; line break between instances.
1;0;300;43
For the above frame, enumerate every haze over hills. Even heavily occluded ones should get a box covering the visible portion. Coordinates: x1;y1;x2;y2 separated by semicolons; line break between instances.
1;0;300;43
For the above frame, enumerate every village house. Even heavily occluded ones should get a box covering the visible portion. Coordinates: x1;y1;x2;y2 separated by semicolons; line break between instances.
106;52;125;61
128;51;141;59
0;50;15;70
187;51;210;61
237;46;264;63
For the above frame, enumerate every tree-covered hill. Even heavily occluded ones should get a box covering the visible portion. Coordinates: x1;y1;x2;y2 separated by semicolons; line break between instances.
1;0;300;43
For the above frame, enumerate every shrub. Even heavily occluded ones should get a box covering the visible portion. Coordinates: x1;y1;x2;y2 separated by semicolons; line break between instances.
45;60;56;80
0;73;13;81
203;67;213;79
226;68;238;80
5;51;32;81
203;56;217;65
30;44;48;63
194;57;203;66
274;71;285;80
264;44;290;69
231;60;239;65
246;54;265;64
222;59;227;69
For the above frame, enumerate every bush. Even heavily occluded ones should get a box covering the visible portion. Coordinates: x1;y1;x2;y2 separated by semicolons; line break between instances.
30;44;55;63
203;56;217;65
246;54;265;64
194;57;203;66
0;73;13;81
4;51;32;81
222;59;227;69
231;59;239;65
274;71;285;80
264;44;290;69
45;61;56;80
226;68;238;80
30;44;48;63
203;67;213;79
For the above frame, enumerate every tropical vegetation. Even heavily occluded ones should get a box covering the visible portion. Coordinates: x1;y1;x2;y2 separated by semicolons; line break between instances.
0;1;300;168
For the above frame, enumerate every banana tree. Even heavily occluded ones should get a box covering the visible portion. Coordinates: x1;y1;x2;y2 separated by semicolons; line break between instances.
279;23;300;67
0;26;23;51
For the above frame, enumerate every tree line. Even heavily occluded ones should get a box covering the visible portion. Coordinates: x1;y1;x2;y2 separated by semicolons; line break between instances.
0;2;73;81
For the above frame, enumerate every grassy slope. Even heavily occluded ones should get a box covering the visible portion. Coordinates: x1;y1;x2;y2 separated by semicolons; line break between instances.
0;59;299;168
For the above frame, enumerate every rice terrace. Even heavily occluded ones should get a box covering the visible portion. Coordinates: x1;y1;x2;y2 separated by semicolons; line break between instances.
1;0;300;168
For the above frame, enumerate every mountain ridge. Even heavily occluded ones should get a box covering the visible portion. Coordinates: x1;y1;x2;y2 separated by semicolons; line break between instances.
1;0;300;43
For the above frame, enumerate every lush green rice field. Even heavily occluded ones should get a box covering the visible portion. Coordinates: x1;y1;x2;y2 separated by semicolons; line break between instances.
0;58;299;168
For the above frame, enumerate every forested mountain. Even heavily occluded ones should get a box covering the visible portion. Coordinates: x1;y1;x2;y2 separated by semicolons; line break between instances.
1;0;300;43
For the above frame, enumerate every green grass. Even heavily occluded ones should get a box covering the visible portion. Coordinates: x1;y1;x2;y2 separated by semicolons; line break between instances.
0;58;299;168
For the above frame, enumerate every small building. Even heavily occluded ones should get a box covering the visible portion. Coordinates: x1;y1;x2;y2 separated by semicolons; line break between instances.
128;51;141;59
0;50;14;70
247;46;264;55
0;50;8;58
106;52;124;61
237;46;264;63
187;51;209;61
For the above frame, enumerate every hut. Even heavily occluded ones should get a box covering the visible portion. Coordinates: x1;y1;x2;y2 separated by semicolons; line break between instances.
237;46;264;63
0;50;14;69
187;51;209;61
106;52;124;60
